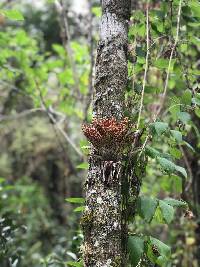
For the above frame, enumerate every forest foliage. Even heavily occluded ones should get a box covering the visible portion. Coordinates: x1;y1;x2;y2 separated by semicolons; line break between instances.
0;0;200;266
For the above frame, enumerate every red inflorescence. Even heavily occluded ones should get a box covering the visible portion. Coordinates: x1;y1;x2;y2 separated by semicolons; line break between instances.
82;117;130;149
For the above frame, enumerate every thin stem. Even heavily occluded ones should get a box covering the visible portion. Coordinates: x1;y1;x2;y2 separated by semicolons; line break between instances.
138;0;183;156
138;134;149;159
154;0;182;121
136;4;150;130
148;35;167;51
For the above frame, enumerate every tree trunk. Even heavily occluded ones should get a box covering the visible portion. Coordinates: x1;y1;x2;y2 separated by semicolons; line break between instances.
82;1;131;266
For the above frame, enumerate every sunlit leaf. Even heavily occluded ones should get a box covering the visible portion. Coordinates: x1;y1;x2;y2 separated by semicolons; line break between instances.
137;196;158;222
150;122;169;136
159;200;174;224
65;198;85;204
128;235;145;267
76;162;89;169
163;198;188;208
0;9;24;21
170;130;182;143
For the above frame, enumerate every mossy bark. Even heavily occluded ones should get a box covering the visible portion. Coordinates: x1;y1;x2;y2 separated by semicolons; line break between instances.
82;1;131;266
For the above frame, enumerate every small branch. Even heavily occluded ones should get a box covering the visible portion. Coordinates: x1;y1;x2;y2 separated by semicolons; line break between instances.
35;80;83;159
136;4;150;130
148;35;167;51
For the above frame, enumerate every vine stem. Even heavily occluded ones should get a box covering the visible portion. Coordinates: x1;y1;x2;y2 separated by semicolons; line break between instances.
136;4;150;130
138;0;182;157
154;0;182;121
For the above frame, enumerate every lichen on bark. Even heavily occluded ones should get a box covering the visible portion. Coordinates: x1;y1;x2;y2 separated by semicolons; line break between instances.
82;1;135;267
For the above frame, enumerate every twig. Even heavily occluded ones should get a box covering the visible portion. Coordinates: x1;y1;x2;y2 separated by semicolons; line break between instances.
138;134;149;159
35;80;83;158
136;4;150;130
148;35;167;51
154;0;182;120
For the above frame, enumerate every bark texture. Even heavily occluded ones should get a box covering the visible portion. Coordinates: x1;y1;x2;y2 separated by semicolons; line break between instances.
82;1;131;266
93;0;131;120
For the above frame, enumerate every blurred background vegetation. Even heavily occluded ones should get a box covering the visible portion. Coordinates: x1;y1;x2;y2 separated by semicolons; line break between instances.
0;0;199;266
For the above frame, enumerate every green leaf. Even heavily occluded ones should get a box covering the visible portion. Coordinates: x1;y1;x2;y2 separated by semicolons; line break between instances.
149;237;171;258
0;178;5;184
170;130;182;143
76;162;89;169
195;107;200;118
0;9;24;21
128;236;145;267
146;146;160;158
146;236;171;266
160;175;182;194
182;89;192;105
177;112;191;124
193;97;200;106
65;198;85;204
137;196;158;222
156;255;169;266
66;261;83;267
175;165;187;179
171;175;182;193
189;0;200;17
52;44;66;57
91;7;101;17
150;122;169;135
192;93;200;106
153;206;165;224
183;141;195;152
131;10;146;21
163;198;188;208
169;147;182;159
138;24;146;37
73;206;85;212
157;157;187;178
157;157;176;173
159;200;174;224
154;58;170;69
137;56;146;64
